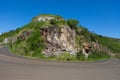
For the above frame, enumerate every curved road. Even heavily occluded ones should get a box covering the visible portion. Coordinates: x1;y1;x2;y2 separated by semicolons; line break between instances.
0;47;120;80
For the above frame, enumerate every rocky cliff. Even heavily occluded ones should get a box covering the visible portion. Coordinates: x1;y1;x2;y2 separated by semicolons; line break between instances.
0;14;119;60
40;25;77;56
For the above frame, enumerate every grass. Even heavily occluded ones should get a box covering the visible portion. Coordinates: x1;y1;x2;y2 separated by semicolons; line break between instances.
9;45;113;62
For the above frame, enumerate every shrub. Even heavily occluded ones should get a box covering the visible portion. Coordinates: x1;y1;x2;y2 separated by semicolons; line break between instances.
57;52;76;61
50;19;67;26
67;19;79;29
88;50;110;60
27;30;44;51
76;50;86;61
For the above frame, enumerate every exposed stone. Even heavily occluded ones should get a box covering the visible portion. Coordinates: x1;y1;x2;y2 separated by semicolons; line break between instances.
17;30;32;41
40;26;77;56
38;16;54;21
1;37;11;44
82;43;92;58
91;42;111;56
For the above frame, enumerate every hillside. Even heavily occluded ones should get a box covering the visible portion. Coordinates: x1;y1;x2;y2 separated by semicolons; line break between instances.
0;14;120;61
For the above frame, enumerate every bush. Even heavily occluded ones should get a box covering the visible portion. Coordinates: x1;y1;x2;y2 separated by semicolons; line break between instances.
50;19;67;26
32;48;45;59
27;30;44;51
57;52;76;61
67;19;79;29
76;50;86;61
88;50;110;60
98;37;120;53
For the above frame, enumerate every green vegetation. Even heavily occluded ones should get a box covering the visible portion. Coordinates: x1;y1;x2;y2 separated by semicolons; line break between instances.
50;19;67;26
88;50;110;60
26;30;44;57
9;22;46;58
76;50;86;61
96;36;120;53
0;14;120;61
56;52;76;61
67;19;79;29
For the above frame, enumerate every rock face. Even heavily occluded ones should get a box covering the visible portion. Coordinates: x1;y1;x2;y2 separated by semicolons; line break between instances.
40;26;77;56
0;37;11;45
17;30;32;41
82;43;92;58
38;16;54;22
32;14;63;22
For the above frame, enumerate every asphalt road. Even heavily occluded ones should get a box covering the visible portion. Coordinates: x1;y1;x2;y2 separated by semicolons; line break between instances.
0;47;120;80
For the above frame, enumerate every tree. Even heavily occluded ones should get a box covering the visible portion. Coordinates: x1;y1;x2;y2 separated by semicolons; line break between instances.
67;19;79;29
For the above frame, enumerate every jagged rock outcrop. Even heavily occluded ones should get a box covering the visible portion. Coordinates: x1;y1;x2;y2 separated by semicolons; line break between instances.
0;37;12;45
91;42;111;56
17;30;32;41
32;14;63;22
40;25;77;56
82;43;92;58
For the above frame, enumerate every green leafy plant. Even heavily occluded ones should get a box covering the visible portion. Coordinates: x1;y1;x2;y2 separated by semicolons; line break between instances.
88;50;110;60
67;19;79;29
56;52;76;61
76;50;86;61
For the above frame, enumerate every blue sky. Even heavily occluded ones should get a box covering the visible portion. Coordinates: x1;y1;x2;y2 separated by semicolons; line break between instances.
0;0;120;38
